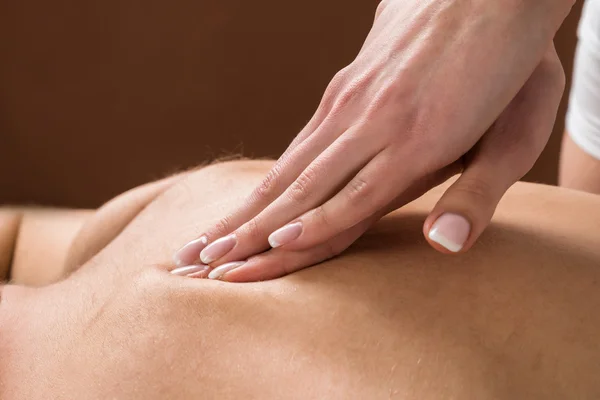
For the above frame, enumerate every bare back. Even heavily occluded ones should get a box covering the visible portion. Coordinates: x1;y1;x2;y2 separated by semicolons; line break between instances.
2;160;600;399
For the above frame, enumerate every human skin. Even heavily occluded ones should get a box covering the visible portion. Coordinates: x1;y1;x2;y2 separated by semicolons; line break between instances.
180;0;574;280
560;131;600;194
2;160;600;399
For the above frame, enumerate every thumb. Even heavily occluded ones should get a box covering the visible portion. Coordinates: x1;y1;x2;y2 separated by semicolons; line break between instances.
424;45;565;254
423;168;506;254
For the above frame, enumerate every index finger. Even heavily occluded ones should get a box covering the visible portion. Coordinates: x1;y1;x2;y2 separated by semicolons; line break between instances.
272;147;422;251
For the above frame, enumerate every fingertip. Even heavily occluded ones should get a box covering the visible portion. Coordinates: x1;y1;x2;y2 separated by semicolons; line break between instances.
200;234;237;264
424;166;507;256
207;261;246;280
170;264;210;276
219;261;274;282
173;236;208;267
268;221;303;249
426;212;471;253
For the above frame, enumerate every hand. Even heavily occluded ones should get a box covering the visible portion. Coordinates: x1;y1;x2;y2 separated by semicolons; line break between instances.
174;0;569;281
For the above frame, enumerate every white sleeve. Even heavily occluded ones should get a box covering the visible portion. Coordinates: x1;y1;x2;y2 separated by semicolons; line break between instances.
566;0;600;160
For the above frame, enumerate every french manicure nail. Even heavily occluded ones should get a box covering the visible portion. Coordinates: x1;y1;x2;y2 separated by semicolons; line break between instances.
170;264;210;276
208;261;246;280
187;269;210;279
268;221;303;248
200;234;237;264
428;213;471;253
173;236;208;267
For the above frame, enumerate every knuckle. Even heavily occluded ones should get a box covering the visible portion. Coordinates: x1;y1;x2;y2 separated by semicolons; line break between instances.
313;206;332;229
327;69;375;116
321;67;351;110
243;217;263;240
331;66;351;88
337;74;374;108
215;214;234;236
345;177;373;204
329;88;358;116
254;164;283;201
287;169;317;203
455;177;496;205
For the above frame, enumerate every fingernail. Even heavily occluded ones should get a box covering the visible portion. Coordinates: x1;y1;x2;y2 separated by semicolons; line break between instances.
170;264;210;276
200;234;237;264
187;269;210;279
208;261;246;280
173;236;208;267
268;221;303;248
428;213;471;253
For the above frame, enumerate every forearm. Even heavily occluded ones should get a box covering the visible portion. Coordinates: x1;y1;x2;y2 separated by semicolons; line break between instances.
479;0;575;41
559;0;600;193
560;132;600;193
525;0;577;24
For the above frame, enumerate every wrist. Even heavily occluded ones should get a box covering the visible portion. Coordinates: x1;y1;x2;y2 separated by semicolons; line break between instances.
512;0;576;30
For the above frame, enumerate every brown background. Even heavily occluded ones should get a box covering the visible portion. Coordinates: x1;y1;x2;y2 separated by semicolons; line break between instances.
0;1;585;208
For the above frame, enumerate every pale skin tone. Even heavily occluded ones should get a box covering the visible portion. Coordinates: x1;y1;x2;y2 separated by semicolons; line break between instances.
175;0;576;281
2;160;600;399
